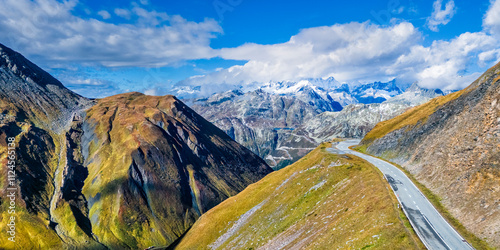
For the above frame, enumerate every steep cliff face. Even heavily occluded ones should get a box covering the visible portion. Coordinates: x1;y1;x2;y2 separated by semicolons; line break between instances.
0;43;272;249
360;62;500;248
0;43;90;132
0;43;93;249
82;92;272;248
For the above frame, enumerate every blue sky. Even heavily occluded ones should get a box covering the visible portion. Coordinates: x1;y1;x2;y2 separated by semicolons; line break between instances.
1;0;499;98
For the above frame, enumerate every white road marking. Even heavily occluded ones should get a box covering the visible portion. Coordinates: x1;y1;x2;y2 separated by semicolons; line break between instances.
423;214;453;250
334;140;474;250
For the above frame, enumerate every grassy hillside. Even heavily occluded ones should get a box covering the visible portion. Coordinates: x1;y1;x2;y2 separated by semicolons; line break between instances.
361;89;466;145
175;142;423;249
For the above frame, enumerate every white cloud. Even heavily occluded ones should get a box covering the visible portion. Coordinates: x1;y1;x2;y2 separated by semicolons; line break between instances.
114;8;131;19
139;0;149;5
209;22;420;84
0;0;222;67
97;10;111;19
179;19;500;91
180;22;421;87
484;0;500;37
392;31;499;90
478;49;500;66
427;0;456;32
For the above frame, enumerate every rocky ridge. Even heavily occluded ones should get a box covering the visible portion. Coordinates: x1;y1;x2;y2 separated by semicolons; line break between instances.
191;82;442;169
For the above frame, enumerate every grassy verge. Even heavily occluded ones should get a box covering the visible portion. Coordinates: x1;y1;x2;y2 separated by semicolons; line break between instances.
352;146;493;250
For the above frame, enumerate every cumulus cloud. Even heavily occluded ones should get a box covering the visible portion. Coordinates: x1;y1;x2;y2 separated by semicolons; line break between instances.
393;32;499;89
484;0;500;36
97;10;111;19
180;20;500;91
0;0;222;67
427;0;456;31
179;22;420;86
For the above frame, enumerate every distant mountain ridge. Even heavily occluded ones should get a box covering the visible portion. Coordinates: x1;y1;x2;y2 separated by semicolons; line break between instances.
190;80;443;168
173;77;406;106
350;79;402;104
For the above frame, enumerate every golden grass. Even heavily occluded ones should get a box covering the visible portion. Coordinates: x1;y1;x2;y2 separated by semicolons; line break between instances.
363;89;466;143
175;143;423;249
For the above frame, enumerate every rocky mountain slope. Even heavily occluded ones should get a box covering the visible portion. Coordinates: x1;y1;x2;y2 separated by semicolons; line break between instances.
191;82;442;169
302;82;445;142
174;142;423;249
81;93;271;249
0;43;272;249
189;87;341;169
359;62;500;248
0;43;91;131
0;43;94;249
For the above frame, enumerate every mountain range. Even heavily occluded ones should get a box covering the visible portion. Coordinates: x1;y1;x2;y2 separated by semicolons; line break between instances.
188;79;443;169
0;43;271;249
1;41;498;250
173;60;499;249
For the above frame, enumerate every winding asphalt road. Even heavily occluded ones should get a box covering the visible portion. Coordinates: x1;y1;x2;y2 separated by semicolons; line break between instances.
330;139;473;250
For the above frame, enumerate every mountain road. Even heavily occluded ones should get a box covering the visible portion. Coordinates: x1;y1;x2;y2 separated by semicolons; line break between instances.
330;139;473;250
